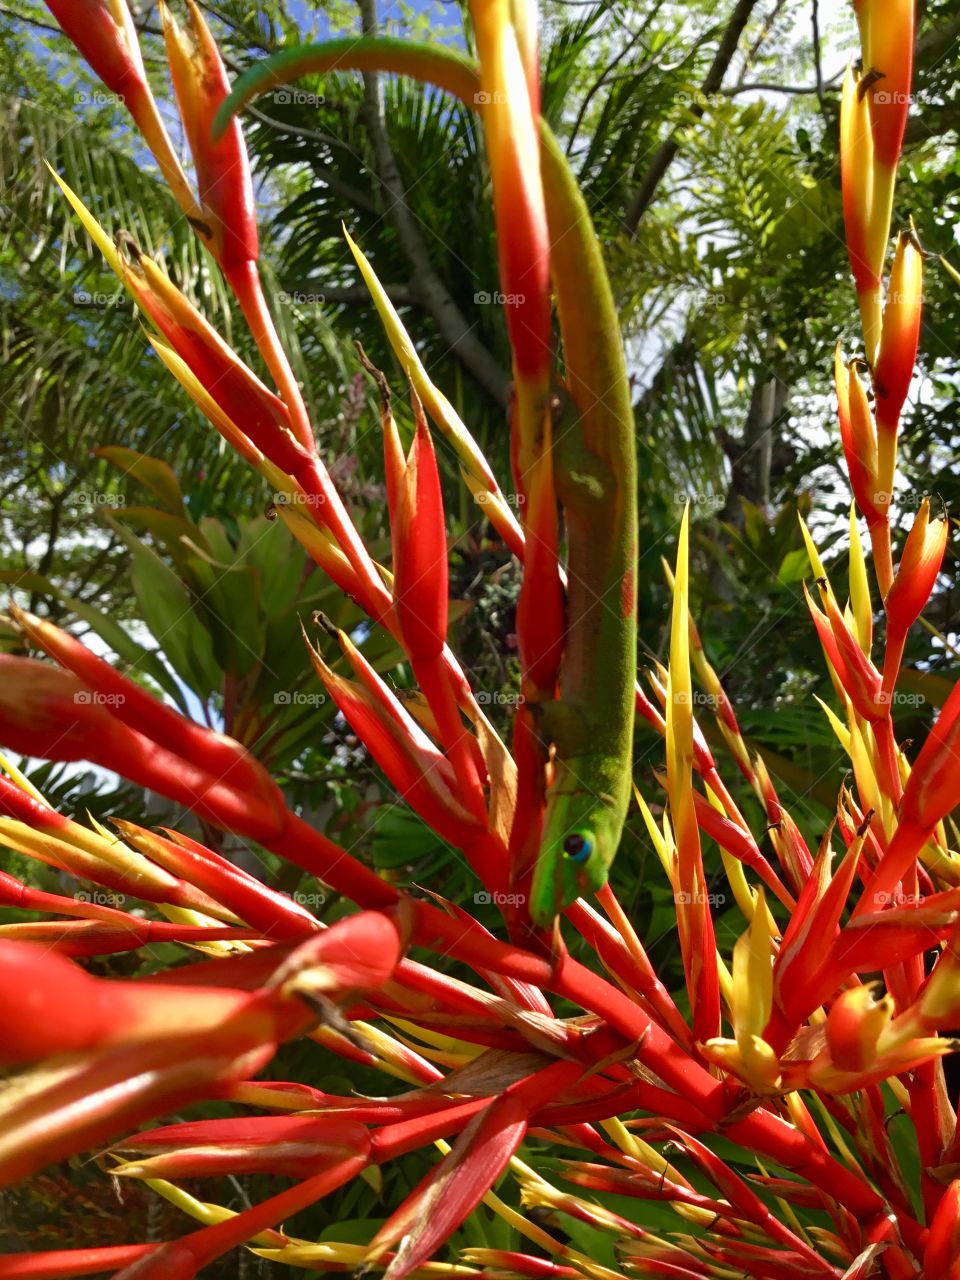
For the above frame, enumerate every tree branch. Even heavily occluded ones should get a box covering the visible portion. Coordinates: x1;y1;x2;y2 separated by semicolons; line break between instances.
353;0;510;407
623;0;763;236
811;0;826;117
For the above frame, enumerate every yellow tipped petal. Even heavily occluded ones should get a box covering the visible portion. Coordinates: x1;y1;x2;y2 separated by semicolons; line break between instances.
732;888;773;1040
46;165;123;276
343;226;502;494
848;505;873;654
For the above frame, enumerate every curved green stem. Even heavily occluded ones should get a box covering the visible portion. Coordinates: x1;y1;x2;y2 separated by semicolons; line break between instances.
214;38;482;137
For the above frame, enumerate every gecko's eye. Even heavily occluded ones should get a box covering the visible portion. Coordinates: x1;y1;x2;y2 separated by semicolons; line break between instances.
562;831;593;863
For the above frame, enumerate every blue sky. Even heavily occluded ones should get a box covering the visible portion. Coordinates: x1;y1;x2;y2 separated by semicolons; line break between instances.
283;0;465;45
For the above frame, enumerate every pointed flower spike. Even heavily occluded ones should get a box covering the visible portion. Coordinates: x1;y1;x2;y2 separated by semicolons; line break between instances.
0;940;261;1069
803;582;880;722
111;1115;370;1181
863;677;960;910
881;498;948;699
874;231;923;443
43;1;200;222
0;779;235;917
468;0;550;382
48;169;308;476
159;0;257;269
731;889;773;1043
691;793;793;910
775;821;867;1023
840;65;881;360
666;507;720;1042
816;578;885;716
751;753;814;887
114;822;317;939
391;390;448;663
357;346;405;528
384;395;489;822
660;1128;829;1269
148;334;263;466
840;356;882;517
365;1096;529;1279
9;605;286;830
343;228;517;527
0;655;280;844
924;1181;960;1280
126;251;308;475
271;501;364;602
301;632;484;854
825;984;896;1073
0;1244;156;1277
855;0;915;170
331;627;457;771
704;889;781;1090
368;1060;579;1280
662;557;750;769
834;351;896;595
117;1112;368;1154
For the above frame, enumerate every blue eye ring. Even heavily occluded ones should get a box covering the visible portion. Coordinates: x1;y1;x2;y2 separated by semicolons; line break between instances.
563;832;593;863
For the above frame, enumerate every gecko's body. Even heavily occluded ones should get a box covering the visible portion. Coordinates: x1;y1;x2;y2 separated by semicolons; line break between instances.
528;132;638;925
528;381;637;925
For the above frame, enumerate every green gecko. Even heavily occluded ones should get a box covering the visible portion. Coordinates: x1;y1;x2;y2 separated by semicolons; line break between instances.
528;369;637;927
214;39;638;928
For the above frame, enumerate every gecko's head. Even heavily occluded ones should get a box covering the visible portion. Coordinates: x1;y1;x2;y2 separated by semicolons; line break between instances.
528;790;619;927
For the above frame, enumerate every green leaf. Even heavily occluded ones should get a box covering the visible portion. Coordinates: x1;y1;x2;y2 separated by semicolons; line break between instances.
94;447;186;514
106;517;221;698
105;506;201;568
777;547;810;585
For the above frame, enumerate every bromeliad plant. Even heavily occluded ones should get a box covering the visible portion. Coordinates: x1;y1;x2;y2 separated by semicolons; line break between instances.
1;1;959;1277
